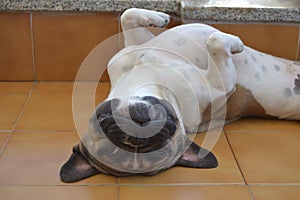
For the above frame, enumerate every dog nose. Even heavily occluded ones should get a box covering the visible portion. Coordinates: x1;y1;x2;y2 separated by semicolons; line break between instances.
128;97;173;126
129;102;152;125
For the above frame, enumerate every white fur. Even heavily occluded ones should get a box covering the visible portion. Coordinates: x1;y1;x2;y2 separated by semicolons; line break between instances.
108;8;300;132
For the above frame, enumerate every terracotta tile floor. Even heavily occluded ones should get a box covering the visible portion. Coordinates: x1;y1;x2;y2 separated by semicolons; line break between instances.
0;82;299;200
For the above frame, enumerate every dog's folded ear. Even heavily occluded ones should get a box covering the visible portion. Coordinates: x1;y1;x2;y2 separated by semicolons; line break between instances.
175;142;218;168
60;145;100;183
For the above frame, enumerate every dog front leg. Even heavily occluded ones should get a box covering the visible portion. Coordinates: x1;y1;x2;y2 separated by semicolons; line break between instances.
206;32;244;93
121;8;170;47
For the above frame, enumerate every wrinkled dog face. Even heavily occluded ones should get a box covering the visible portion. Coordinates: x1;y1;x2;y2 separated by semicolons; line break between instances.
60;96;218;183
96;96;179;154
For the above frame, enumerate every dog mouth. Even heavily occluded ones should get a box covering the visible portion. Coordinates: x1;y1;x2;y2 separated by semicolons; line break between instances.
98;115;177;153
95;96;178;154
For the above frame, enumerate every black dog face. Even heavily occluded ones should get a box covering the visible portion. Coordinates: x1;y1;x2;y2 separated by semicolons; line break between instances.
60;96;218;183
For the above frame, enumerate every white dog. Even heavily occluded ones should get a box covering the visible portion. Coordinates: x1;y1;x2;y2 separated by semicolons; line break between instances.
60;8;300;182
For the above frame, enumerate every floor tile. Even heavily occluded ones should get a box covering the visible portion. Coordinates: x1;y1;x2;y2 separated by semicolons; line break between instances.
0;186;116;200
0;132;9;150
0;82;33;94
251;186;300;200
0;95;28;130
71;82;111;106
119;133;244;184
120;186;252;200
72;82;111;133
0;131;116;185
15;82;75;130
225;118;300;131
0;82;33;130
16;82;110;131
227;131;300;183
96;82;111;104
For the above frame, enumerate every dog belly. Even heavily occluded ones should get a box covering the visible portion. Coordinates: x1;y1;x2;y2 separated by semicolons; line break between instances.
234;48;300;120
141;24;218;69
111;23;300;121
108;24;217;86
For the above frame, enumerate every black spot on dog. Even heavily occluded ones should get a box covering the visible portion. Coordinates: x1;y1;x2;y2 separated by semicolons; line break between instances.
274;64;281;72
284;88;292;98
261;65;268;73
195;57;201;64
174;38;187;47
293;74;300;95
251;55;257;63
294;62;300;66
255;72;261;82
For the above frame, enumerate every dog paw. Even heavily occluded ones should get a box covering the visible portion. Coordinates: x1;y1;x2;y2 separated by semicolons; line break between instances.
229;35;244;54
207;32;244;54
122;8;170;29
143;10;170;28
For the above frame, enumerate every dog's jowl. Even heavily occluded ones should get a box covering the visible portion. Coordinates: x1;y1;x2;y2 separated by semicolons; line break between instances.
60;8;300;183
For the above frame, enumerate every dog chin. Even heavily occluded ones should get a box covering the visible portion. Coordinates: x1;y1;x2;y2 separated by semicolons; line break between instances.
79;139;185;176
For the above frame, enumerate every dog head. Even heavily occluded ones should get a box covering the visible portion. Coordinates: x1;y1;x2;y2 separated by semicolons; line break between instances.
60;95;218;183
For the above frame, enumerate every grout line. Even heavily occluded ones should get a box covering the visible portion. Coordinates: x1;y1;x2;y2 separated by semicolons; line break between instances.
14;80;111;83
0;131;13;158
223;131;256;200
10;82;37;131
117;13;122;50
38;80;75;83
116;183;246;187
296;26;300;61
0;82;36;158
33;80;75;83
2;182;299;187
246;185;256;200
0;130;12;133
224;129;300;133
116;177;120;200
31;80;110;83
0;184;117;187
249;183;300;186
224;133;256;200
116;185;120;200
224;131;248;184
29;12;37;81
13;129;76;133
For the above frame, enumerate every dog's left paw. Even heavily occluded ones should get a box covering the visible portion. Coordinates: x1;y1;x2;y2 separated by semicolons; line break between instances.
122;8;170;29
144;10;170;28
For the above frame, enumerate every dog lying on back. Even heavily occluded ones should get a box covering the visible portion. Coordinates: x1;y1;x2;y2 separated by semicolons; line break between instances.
60;8;300;183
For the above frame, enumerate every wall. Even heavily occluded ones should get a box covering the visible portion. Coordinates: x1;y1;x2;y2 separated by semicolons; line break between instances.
0;12;299;81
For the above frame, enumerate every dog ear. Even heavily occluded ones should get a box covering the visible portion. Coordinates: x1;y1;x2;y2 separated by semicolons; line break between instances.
175;142;218;168
60;145;100;183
